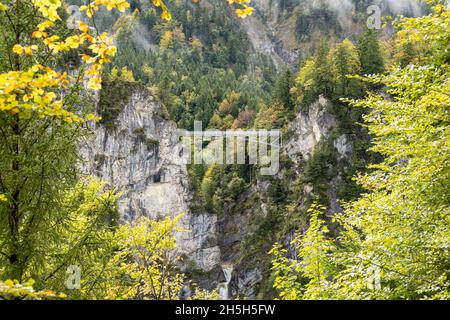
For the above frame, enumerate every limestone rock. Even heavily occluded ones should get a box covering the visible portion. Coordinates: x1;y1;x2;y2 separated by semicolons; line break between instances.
284;95;337;161
80;83;220;273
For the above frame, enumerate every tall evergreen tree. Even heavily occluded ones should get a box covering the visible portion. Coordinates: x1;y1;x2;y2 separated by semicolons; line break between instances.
332;39;364;100
273;69;294;110
313;38;334;97
358;29;384;75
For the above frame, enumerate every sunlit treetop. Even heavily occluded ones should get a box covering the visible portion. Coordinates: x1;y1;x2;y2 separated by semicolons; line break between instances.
227;0;254;18
0;279;67;300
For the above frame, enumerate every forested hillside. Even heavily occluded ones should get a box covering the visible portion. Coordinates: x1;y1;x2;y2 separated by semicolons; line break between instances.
0;0;449;301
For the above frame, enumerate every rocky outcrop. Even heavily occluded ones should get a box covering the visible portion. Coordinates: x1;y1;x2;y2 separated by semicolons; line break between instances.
284;95;338;162
215;96;348;298
239;14;285;70
80;82;220;276
334;134;353;160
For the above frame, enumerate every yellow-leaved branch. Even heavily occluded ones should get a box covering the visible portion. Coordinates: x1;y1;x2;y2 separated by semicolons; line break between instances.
0;0;253;123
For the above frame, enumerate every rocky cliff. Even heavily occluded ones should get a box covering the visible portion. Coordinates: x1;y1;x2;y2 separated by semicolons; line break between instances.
239;0;424;69
80;82;221;277
80;81;351;299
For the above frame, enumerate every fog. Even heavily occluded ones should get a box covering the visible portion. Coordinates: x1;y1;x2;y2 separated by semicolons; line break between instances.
300;0;424;29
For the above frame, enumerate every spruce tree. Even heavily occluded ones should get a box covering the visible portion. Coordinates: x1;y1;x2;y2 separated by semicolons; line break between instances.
358;29;384;75
332;39;364;100
273;69;294;110
313;39;334;97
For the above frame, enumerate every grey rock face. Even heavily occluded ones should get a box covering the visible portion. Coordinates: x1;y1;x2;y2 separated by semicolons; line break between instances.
80;84;220;274
334;134;353;160
238;0;299;69
234;267;262;299
284;95;337;162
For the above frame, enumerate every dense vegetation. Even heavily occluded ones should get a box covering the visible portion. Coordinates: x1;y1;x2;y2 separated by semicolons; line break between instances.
91;0;275;130
0;0;254;299
270;1;450;300
0;0;449;301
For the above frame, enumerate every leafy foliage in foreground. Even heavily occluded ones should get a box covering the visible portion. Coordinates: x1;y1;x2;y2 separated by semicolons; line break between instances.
270;2;450;300
0;279;66;300
104;214;187;300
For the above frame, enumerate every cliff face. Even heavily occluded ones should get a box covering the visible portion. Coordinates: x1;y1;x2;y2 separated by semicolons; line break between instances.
221;95;353;298
81;82;350;298
240;0;424;69
80;83;220;276
284;95;338;162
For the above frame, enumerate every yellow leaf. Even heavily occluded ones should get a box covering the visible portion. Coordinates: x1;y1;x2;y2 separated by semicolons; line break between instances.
32;31;44;38
79;22;90;33
161;10;171;21
24;46;33;55
37;21;54;31
12;44;23;55
117;2;130;12
4;279;14;286
236;6;253;18
31;64;40;72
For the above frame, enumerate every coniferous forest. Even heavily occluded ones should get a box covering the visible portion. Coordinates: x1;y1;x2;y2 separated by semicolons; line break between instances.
0;0;449;305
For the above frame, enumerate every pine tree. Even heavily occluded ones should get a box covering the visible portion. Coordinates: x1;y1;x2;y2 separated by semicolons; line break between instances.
332;39;364;100
358;29;384;75
273;69;294;110
313;38;334;97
